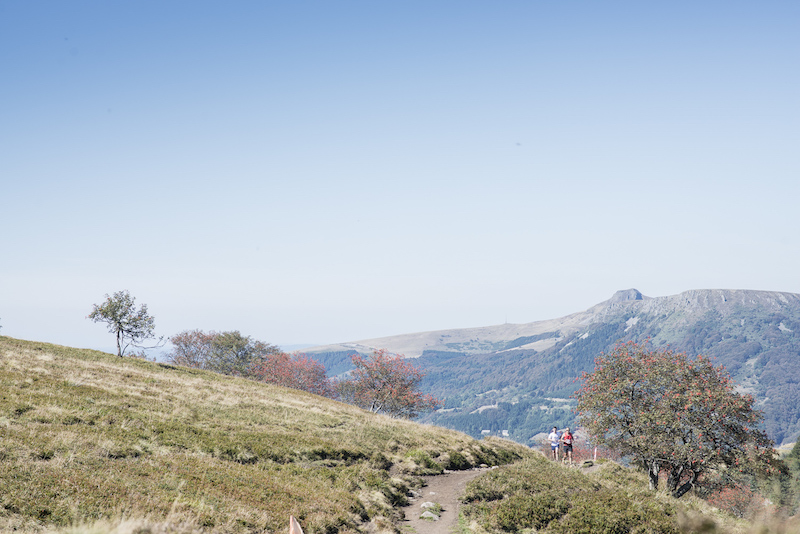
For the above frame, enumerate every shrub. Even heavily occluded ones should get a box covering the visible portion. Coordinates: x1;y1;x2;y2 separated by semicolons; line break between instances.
404;450;443;475
442;450;470;470
494;492;569;531
462;458;682;534
546;488;679;534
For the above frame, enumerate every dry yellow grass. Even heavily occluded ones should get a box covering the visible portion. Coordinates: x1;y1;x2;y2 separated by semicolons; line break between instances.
0;336;532;534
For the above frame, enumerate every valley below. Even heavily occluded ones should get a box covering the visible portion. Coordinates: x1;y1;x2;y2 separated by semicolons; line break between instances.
308;289;800;446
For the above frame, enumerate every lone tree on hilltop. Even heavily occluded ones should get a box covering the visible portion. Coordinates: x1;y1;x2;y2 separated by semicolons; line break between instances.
337;349;441;419
88;290;163;357
575;341;776;498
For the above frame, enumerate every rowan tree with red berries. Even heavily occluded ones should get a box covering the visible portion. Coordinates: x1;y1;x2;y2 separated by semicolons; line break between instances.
250;352;332;397
575;341;775;498
336;349;441;419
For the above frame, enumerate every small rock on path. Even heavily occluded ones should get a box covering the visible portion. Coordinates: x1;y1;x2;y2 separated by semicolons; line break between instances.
400;468;487;534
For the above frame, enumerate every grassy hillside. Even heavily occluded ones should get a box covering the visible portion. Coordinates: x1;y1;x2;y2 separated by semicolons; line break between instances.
0;336;532;533
4;335;796;534
458;456;763;534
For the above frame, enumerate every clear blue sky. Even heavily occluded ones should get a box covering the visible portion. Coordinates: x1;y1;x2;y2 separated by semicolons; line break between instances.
2;1;799;353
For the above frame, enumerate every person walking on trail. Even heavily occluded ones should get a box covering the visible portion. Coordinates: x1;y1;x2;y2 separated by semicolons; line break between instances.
561;427;574;464
548;426;561;461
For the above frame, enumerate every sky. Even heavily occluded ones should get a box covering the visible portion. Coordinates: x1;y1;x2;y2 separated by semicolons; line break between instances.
2;1;799;354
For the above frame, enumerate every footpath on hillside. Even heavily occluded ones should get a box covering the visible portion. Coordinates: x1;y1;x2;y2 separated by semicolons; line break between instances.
399;456;600;534
399;468;488;534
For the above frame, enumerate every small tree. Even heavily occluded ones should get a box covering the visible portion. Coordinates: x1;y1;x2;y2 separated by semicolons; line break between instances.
250;352;332;397
167;329;282;377
336;349;441;419
207;330;282;377
166;329;217;369
88;291;163;357
575;341;775;498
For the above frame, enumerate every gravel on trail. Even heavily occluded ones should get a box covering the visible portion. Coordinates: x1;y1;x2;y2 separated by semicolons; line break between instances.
400;468;488;534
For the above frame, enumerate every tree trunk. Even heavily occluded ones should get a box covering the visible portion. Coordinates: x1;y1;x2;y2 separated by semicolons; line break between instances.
648;460;660;491
672;470;697;498
666;465;682;494
116;330;123;357
667;465;698;498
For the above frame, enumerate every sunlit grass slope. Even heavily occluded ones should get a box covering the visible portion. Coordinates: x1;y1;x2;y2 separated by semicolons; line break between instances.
0;336;533;533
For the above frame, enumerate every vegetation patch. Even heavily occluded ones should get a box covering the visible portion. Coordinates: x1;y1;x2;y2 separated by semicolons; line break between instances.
459;456;742;534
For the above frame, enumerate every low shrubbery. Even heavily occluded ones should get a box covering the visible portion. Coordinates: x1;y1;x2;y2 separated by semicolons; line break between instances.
460;457;733;534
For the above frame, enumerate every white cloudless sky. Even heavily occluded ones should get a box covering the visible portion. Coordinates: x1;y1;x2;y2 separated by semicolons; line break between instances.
2;1;799;352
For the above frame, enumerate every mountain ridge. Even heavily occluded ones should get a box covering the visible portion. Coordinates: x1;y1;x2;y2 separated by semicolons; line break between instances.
307;289;800;445
307;288;800;358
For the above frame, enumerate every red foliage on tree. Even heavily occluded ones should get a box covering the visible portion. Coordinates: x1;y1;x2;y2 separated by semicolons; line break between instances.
249;352;333;397
575;341;776;498
705;483;768;518
336;349;441;419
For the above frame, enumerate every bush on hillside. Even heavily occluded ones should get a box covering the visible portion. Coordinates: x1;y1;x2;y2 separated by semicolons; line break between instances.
461;457;682;534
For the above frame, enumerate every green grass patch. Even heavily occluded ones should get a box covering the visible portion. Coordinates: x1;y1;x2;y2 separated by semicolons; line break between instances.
459;456;761;534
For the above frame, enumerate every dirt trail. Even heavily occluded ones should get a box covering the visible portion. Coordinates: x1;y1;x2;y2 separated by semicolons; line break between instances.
398;459;601;533
399;468;488;534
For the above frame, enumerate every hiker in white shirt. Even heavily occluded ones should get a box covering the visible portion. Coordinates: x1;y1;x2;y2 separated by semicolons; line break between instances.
547;426;561;461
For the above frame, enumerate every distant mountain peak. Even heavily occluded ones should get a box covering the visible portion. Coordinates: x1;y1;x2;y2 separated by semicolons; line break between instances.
306;288;800;359
608;289;648;303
